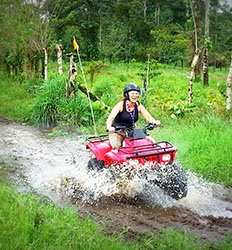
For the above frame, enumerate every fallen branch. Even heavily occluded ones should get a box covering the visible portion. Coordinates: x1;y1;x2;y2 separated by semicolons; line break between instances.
76;82;110;110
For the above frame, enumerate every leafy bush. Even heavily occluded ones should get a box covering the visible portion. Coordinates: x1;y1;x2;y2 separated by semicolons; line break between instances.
86;60;107;84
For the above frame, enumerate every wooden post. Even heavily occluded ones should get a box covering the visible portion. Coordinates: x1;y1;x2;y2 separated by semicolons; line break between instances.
188;51;200;104
202;47;209;85
226;56;232;111
66;53;77;97
56;44;63;75
43;47;48;81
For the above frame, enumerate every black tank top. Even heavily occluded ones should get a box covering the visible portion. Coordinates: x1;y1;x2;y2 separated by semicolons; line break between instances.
113;100;139;128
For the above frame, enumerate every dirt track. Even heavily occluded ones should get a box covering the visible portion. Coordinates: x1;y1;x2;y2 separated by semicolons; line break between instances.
0;118;232;241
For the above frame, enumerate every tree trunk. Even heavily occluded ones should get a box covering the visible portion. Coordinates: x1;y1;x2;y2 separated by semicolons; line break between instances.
43;48;48;81
98;10;102;57
189;0;198;52
190;0;201;78
155;4;160;25
188;51;200;104
203;0;210;86
157;4;160;25
56;44;63;75
226;56;232;111
66;54;77;97
202;47;209;85
144;0;147;22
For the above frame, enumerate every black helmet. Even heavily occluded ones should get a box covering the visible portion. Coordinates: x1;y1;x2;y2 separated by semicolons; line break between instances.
123;83;141;97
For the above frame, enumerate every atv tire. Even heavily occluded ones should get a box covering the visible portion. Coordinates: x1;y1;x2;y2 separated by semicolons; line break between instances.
151;163;188;200
88;158;105;171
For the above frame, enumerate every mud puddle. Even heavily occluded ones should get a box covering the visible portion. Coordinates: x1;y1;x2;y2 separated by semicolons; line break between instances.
0;119;232;241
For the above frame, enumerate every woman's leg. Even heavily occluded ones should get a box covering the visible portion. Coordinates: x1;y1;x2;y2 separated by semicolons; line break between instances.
109;132;124;149
146;136;156;143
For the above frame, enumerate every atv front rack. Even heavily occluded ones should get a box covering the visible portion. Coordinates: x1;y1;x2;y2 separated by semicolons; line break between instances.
87;134;109;142
119;141;176;159
86;135;176;165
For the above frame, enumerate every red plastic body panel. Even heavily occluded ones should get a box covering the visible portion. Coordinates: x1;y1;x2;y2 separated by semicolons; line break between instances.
86;136;176;167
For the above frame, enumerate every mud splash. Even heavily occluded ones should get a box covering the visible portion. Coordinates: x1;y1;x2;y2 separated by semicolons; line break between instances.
0;120;232;241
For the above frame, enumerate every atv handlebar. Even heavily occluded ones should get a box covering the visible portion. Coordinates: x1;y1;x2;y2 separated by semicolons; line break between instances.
145;122;156;130
107;123;158;135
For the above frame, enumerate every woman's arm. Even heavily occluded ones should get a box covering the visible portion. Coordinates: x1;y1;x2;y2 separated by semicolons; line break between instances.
139;104;161;126
106;101;123;131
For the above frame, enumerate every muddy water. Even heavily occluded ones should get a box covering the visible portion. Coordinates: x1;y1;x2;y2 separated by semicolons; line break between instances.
0;119;232;241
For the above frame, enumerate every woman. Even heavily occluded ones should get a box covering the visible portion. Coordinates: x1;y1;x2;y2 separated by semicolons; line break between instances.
106;83;160;149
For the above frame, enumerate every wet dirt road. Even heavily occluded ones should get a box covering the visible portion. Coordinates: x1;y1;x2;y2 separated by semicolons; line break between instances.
0;118;232;241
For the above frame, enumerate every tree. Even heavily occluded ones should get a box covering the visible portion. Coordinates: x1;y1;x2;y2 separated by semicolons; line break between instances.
210;0;232;68
0;0;54;77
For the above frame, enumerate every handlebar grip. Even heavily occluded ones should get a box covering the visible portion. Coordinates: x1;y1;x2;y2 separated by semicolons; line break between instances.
146;123;156;130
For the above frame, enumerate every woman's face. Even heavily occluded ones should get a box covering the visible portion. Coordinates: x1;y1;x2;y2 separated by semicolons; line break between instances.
128;91;140;103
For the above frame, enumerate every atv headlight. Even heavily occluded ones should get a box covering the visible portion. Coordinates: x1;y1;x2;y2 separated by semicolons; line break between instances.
162;154;171;162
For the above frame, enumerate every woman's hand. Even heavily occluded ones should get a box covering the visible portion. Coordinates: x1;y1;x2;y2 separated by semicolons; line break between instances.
150;119;161;127
107;126;115;133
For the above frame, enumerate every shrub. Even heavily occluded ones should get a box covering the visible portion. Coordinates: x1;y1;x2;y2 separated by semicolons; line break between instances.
31;77;66;128
31;75;105;128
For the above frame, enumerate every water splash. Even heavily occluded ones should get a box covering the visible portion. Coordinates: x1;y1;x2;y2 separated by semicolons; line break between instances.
1;123;232;218
177;172;232;218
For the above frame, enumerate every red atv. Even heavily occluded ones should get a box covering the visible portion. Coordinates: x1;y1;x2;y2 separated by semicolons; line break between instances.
86;123;188;200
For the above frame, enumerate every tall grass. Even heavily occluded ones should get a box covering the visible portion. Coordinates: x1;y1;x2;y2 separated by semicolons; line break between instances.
0;180;219;250
0;73;34;122
31;77;65;127
31;76;98;128
0;181;137;250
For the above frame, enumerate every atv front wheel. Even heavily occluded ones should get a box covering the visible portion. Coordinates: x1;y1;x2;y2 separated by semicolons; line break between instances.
151;163;188;200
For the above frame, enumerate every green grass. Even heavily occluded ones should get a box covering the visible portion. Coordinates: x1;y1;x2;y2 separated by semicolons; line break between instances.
0;73;34;122
2;180;231;250
0;181;138;250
